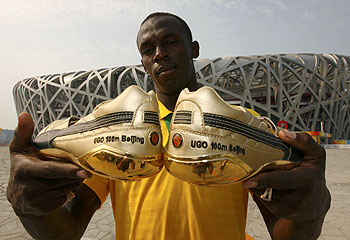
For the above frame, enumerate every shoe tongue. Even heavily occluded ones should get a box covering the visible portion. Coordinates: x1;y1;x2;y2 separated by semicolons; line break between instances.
178;88;190;100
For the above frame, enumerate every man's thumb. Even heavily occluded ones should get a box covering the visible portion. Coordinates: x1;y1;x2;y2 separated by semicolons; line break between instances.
10;112;35;152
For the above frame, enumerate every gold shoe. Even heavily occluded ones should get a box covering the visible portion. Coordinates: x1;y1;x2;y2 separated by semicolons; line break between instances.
164;87;302;186
34;85;163;180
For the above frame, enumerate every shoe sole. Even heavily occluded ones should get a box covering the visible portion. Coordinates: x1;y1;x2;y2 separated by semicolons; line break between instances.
40;145;163;180
164;151;299;186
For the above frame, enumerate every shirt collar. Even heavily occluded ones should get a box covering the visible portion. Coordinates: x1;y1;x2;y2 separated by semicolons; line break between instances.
156;95;172;120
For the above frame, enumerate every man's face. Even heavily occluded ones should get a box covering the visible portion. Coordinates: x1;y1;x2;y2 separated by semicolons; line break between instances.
137;16;199;95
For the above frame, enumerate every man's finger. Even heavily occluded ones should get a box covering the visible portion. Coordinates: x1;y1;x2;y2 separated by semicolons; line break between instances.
279;130;325;159
10;112;35;153
36;177;84;188
15;158;91;180
243;167;314;190
49;181;82;196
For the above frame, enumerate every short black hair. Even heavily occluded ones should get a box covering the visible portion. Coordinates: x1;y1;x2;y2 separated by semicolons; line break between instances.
137;12;193;45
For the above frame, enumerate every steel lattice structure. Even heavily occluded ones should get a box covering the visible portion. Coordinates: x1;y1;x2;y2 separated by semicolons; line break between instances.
13;54;350;141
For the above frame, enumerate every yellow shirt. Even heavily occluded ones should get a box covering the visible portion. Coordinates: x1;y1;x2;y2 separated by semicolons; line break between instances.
84;99;251;240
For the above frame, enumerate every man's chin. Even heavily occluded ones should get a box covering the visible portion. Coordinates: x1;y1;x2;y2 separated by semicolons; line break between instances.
162;84;188;96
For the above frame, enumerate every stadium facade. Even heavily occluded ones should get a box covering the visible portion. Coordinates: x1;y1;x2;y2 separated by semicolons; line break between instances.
13;53;350;142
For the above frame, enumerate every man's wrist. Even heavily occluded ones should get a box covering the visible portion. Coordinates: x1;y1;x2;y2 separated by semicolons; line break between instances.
273;187;331;240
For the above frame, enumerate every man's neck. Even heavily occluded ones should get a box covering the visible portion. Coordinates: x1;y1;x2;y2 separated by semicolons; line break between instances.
156;92;179;111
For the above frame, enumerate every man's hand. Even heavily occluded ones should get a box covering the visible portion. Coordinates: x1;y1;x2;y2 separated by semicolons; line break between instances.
6;113;99;240
243;130;331;240
7;112;92;216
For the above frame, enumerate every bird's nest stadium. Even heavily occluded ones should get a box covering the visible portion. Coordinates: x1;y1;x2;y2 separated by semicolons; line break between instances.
13;53;350;143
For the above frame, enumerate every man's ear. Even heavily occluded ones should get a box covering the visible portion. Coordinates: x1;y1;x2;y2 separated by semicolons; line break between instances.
141;60;148;74
191;41;200;58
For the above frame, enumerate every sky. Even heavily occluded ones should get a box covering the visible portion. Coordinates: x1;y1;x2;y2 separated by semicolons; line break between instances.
1;0;349;129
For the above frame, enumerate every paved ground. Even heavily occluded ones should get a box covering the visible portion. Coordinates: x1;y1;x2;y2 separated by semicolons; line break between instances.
0;146;349;239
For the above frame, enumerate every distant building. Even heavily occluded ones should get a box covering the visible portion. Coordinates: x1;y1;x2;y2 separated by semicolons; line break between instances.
13;54;350;143
0;129;14;146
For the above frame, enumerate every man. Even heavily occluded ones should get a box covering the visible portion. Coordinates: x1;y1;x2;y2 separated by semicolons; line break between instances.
7;12;330;239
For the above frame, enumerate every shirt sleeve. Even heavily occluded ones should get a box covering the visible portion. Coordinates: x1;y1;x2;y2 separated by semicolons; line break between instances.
83;174;110;208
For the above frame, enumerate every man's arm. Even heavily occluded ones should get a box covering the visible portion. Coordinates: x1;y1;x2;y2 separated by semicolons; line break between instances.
7;113;100;240
252;190;329;240
244;131;331;240
16;184;100;240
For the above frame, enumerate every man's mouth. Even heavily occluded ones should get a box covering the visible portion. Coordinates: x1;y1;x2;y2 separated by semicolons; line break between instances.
156;65;177;75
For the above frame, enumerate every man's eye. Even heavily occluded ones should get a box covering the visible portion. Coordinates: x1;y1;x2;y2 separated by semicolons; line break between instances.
143;48;154;55
169;39;177;45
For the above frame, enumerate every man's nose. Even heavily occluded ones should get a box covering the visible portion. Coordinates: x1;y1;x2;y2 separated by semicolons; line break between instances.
153;45;169;61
